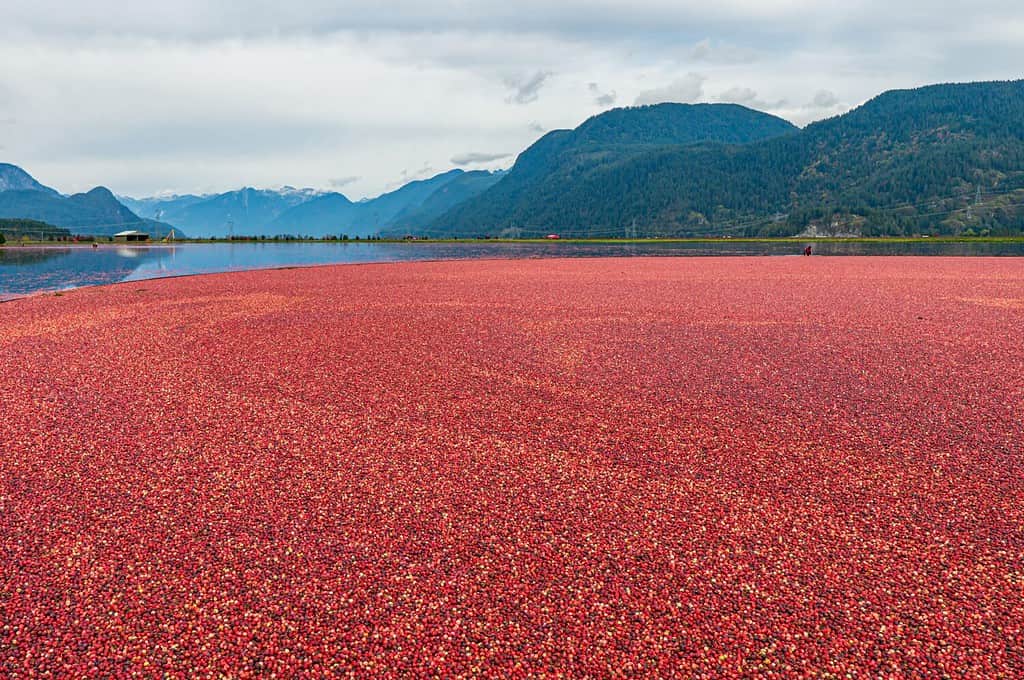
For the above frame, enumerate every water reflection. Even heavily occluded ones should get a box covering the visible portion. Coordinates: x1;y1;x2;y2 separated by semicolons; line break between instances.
2;241;1023;299
1;246;175;298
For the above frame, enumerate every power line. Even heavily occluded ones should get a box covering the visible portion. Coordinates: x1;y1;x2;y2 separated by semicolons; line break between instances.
491;194;1024;240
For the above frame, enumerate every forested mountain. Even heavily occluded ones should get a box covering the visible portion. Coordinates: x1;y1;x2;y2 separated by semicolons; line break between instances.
428;103;799;237
9;81;1022;240
0;167;172;237
430;81;1024;237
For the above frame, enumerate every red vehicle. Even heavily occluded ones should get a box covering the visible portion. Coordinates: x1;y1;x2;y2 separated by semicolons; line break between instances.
545;234;561;240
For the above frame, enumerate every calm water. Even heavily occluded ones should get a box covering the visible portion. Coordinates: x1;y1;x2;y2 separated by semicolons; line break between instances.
2;241;1023;299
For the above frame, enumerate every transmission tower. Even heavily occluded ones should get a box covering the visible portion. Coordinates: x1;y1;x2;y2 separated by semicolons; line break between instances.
967;184;983;221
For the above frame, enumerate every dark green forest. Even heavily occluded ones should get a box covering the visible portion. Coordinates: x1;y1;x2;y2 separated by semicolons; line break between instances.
429;81;1024;238
0;218;71;241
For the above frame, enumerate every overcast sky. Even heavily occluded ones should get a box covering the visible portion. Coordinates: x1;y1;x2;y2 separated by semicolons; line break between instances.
1;1;1022;198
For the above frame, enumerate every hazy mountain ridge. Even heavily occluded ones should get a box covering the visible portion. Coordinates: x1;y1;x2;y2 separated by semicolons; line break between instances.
265;169;500;238
120;187;329;238
384;171;506;235
119;170;499;238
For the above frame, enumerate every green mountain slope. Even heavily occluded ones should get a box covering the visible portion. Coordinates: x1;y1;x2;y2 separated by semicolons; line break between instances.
429;103;799;237
430;81;1024;237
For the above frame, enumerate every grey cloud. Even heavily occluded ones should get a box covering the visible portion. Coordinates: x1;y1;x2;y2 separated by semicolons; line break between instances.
717;87;787;110
451;151;512;166
635;73;706;106
810;90;840;108
690;39;713;60
589;82;617;107
3;1;1024;197
0;2;806;42
4;2;1024;67
504;71;552;105
385;163;437;190
687;38;758;65
38;117;356;159
329;176;361;188
0;2;930;45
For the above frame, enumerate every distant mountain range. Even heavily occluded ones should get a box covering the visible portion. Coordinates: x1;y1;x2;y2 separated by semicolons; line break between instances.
0;162;503;240
4;80;1024;239
119;169;504;238
119;187;323;239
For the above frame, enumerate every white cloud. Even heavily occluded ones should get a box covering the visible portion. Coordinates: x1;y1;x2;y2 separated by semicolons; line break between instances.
0;1;1021;195
505;71;553;105
635;73;707;105
688;38;758;64
329;176;361;188
810;90;840;108
451;151;512;166
716;86;788;111
588;82;617;107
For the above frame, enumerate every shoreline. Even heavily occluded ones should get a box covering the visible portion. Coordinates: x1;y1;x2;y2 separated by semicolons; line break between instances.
4;235;1024;249
4;251;1023;304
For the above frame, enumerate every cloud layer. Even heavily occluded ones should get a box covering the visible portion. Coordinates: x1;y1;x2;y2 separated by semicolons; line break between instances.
451;152;513;166
1;1;1022;197
635;74;707;106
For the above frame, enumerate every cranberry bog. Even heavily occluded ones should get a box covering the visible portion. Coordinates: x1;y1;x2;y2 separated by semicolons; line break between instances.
1;257;1022;677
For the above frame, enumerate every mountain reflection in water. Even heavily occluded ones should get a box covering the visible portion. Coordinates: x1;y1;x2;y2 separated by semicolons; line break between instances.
2;241;1024;299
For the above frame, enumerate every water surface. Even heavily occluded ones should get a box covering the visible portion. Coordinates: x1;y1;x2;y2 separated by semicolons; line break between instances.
2;240;1023;299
